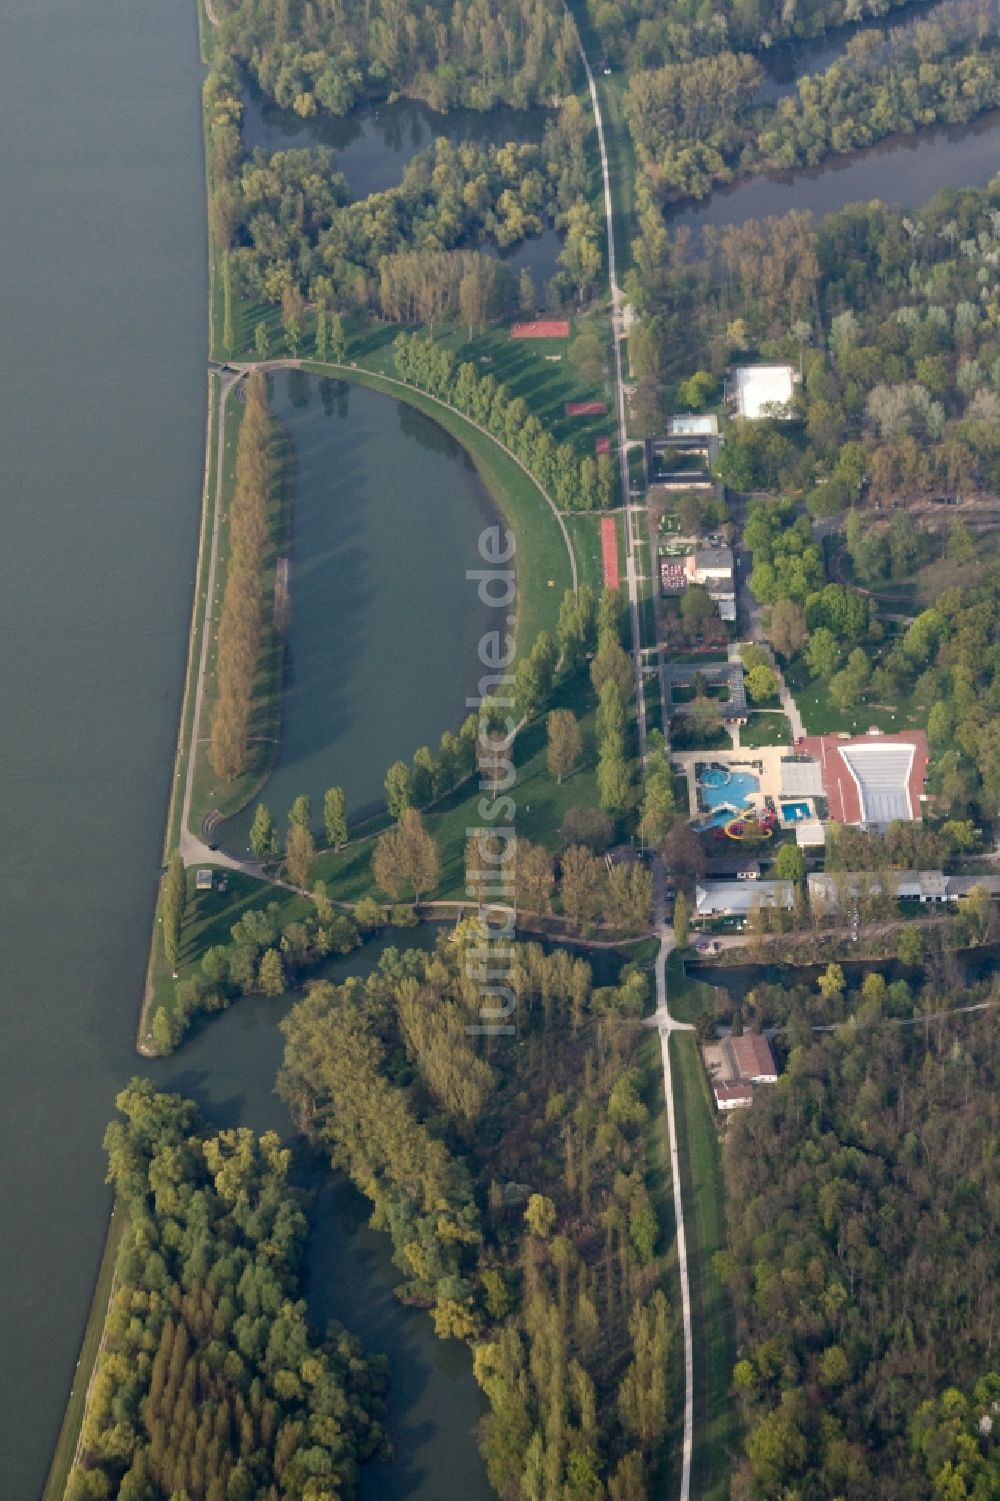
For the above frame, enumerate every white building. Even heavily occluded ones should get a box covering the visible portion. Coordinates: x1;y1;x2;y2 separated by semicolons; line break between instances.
695;880;795;919
684;545;736;621
730;364;799;421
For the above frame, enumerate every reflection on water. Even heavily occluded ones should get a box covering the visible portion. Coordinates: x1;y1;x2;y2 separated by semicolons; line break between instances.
670;109;1000;236
156;925;493;1501
222;372;499;848
242;86;551;199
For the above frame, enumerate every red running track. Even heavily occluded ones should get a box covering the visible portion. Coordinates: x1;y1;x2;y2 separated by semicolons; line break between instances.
601;515;620;588
510;320;571;339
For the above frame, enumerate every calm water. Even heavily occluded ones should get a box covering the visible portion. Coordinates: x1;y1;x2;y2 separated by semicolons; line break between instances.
0;8;490;1500
670;109;1000;237
756;0;954;102
243;87;551;198
159;926;493;1501
242;90;563;286
222;372;498;844
7;0;1000;1494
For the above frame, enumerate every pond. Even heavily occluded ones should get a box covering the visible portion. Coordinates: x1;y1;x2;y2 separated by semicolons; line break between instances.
222;372;500;847
242;87;552;199
241;89;564;287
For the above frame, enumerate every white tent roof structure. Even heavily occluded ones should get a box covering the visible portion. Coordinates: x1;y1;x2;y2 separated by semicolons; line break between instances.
839;741;915;826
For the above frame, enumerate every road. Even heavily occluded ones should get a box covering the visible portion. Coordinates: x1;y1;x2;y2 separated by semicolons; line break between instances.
576;34;696;1501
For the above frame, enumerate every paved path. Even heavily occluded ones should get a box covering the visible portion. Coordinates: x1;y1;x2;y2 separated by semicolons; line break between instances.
177;366;253;873
575;30;694;1500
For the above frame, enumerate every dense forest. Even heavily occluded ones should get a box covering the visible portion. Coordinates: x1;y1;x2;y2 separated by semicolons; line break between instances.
629;184;1000;498
66;1080;386;1501
624;0;1000;203
720;979;1000;1498
206;62;596;314
278;932;668;1496
588;0;928;69
214;0;579;114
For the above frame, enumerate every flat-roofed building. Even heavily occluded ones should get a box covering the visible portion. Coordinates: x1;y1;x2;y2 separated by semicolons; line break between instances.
695;879;794;918
728;363;799;420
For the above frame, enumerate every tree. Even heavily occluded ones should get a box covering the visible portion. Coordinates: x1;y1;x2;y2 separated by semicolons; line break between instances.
285;823;316;888
767;598;807;658
385;761;412;817
684;693;723;742
250;803;278;858
288;794;312;831
546;709;582;784
524;1193;557;1239
254;321;269;360
680;585;715;631
258;948;286;998
745;662;779;703
673;889;690;947
372;807;439;902
324;312;345;363
560;845;605;927
513;839;554;913
806;626;840;681
323;787;348;848
561;806;614;851
598;746;631;815
607;863;653;930
661;820;706;886
774;843;806;883
676;370;716;409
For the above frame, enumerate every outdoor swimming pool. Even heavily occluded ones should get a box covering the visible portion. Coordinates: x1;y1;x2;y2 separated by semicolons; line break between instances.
700;765;760;812
781;801;811;821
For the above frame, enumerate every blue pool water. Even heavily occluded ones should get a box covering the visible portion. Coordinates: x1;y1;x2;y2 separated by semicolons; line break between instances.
781;801;810;821
701;768;759;812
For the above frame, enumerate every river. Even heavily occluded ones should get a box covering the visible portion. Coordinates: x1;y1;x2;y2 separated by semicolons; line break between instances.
0;4;492;1498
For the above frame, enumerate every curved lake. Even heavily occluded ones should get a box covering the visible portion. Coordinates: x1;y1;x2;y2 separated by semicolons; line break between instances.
222;372;499;847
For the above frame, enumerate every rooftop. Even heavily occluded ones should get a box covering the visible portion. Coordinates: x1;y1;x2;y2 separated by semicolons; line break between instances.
799;731;928;828
730;364;798;420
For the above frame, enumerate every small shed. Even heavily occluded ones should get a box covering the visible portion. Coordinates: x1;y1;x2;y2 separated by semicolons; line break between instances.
195;869;214;892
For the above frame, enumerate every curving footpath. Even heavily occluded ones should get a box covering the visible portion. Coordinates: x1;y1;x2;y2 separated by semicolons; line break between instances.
575;29;697;1501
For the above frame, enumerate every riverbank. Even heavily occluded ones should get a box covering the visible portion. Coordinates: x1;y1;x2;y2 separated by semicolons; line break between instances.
40;1207;126;1501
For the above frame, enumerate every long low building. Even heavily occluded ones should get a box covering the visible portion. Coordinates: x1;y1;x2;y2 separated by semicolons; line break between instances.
809;870;1000;912
695;879;795;918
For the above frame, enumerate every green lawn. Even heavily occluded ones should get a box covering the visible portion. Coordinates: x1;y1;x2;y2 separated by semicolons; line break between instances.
313;666;633;903
428;315;615;460
670;1034;737;1501
565;511;609;594
665;949;717;1025
784;658;924;737
740;711;792;748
